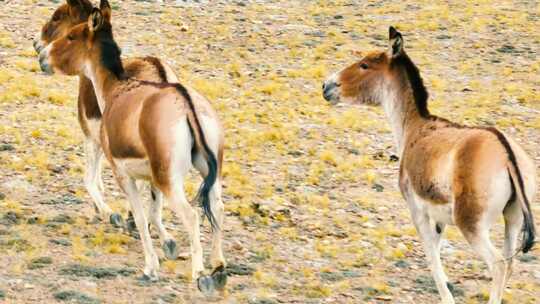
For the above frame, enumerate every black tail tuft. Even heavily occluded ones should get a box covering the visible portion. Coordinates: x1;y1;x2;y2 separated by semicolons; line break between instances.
196;148;219;231
522;213;536;253
173;83;219;231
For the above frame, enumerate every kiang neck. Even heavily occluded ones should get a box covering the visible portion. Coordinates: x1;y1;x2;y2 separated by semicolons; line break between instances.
381;84;425;156
84;60;123;114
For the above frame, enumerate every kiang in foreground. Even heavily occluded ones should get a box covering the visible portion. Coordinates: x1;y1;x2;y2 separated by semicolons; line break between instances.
323;26;537;304
38;2;227;294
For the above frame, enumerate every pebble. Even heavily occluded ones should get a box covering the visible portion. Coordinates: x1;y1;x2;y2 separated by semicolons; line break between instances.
362;222;375;229
23;283;34;289
232;240;244;251
0;144;14;151
177;252;190;260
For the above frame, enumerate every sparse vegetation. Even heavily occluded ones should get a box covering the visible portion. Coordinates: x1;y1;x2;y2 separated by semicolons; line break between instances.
0;0;538;303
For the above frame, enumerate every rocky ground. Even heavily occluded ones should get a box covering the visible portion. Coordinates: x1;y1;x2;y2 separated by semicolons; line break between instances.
0;0;539;303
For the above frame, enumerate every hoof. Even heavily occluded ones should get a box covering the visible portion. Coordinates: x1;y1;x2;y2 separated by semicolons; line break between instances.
211;265;227;291
126;215;137;234
197;275;215;295
162;239;178;260
109;213;124;228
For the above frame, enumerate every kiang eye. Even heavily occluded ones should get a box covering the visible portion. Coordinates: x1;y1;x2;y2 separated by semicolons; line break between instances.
360;63;369;69
67;34;75;41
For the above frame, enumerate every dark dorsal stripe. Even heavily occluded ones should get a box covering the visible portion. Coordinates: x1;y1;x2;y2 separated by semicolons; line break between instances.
143;57;168;83
96;24;124;79
392;52;430;118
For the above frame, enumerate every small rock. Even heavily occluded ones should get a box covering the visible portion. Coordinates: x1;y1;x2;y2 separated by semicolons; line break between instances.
59;264;136;279
0;193;5;200
362;222;375;229
2;211;21;225
50;239;71;246
394;260;409;268
177;251;190;260
155;292;177;303
233;283;247;291
51;214;74;224
447;282;465;297
232;240;244;251
48;165;64;174
496;44;516;54
226;263;255;276
23;283;34;289
28;256;53;269
305;30;326;38
248;299;277;304
43;195;83;206
518;254;537;263
320;271;344;282
0;144;14;151
341;270;360;278
54;291;100;304
414;275;438;294
372;183;384;192
436;34;451;40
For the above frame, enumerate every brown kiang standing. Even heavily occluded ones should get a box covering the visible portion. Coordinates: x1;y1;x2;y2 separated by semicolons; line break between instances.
38;2;227;293
34;0;180;236
323;27;536;304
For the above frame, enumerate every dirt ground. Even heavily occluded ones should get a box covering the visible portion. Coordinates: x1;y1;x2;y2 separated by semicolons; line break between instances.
0;0;539;303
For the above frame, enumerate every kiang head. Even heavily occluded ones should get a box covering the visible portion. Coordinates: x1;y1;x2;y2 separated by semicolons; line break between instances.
323;26;426;113
38;0;123;79
34;0;94;53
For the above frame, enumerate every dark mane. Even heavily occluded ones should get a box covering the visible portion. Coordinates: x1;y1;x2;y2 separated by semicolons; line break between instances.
143;57;168;82
95;23;124;79
392;52;430;118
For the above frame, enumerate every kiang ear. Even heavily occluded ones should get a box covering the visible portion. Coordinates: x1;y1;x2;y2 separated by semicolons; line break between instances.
100;0;112;22
88;7;105;33
67;0;82;7
388;26;403;57
67;0;93;18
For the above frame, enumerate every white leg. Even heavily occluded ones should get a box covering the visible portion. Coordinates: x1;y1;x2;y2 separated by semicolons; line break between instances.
502;200;522;286
150;186;177;260
149;186;171;242
116;174;159;280
414;213;455;304
96;156;105;193
209;180;226;269
83;139;112;218
463;230;506;304
167;182;205;279
193;153;226;269
405;193;454;304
